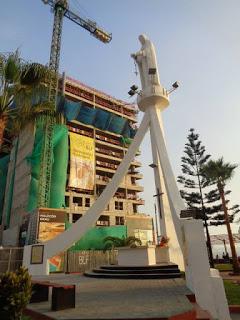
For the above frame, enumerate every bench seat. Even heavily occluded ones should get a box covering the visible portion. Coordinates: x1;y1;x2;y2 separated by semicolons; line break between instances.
30;281;75;311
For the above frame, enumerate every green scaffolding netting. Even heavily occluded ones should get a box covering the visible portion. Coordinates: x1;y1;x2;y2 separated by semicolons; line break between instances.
0;155;10;223
108;114;126;134
3;140;18;227
60;98;82;121
60;97;136;139
76;105;97;125
65;223;127;251
27;124;69;211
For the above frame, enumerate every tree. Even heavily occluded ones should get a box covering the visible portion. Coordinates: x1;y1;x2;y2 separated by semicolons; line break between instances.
204;189;240;226
201;157;240;274
0;267;32;320
103;236;142;251
177;128;214;266
0;51;60;154
0;52;20;150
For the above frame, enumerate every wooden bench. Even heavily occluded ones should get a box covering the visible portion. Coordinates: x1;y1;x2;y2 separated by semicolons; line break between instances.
30;281;75;311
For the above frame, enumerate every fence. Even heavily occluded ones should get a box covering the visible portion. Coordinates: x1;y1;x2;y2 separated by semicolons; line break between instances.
0;247;23;273
0;247;118;274
63;250;118;273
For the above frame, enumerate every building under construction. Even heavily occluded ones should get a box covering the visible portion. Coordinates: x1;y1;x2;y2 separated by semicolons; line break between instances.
0;75;153;248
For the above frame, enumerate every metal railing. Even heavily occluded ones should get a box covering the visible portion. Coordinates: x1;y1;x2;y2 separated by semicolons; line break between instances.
0;247;23;273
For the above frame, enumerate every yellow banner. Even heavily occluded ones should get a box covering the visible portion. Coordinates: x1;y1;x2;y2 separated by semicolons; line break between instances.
69;132;95;190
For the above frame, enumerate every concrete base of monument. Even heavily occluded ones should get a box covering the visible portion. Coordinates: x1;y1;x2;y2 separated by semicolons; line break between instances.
117;245;156;266
156;246;170;264
84;245;179;279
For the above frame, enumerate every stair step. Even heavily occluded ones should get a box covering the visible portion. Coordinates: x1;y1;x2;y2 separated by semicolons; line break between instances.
93;268;180;274
100;263;178;270
84;271;182;279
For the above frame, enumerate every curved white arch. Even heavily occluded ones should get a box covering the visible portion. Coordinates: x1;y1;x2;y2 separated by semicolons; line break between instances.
23;112;150;273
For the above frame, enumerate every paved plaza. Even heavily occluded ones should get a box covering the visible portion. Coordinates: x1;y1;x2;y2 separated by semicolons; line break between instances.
28;274;194;319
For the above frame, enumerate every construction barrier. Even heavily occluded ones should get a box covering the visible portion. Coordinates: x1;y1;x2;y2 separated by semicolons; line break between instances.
64;250;118;273
65;224;127;251
27;123;68;211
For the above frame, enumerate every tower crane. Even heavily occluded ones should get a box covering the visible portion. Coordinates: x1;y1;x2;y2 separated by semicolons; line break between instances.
38;0;112;208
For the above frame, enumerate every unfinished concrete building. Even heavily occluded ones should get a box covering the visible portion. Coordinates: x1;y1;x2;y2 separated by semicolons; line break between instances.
0;75;153;247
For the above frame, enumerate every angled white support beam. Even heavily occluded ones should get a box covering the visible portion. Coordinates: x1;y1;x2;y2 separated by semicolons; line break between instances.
149;124;167;236
148;107;185;270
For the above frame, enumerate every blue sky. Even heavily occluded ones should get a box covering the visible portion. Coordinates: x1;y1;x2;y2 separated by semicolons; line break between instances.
1;0;240;235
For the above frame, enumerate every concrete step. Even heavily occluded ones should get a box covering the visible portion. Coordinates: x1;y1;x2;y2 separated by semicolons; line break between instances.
93;267;180;274
100;263;178;270
84;271;182;279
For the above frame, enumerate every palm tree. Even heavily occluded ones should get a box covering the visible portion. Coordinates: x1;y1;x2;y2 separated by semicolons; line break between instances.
103;236;142;251
0;51;60;152
0;52;20;149
201;157;240;274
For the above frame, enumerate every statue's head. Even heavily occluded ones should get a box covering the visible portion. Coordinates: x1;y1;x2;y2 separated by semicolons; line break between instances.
139;34;148;46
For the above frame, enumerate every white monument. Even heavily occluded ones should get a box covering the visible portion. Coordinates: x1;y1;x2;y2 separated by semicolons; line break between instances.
23;35;231;320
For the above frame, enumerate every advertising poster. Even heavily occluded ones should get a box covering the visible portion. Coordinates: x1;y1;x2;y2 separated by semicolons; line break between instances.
69;132;95;190
37;209;66;272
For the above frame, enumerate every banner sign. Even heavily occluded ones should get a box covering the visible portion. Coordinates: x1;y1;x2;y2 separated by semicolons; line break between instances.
37;209;66;272
69;132;95;190
38;210;65;243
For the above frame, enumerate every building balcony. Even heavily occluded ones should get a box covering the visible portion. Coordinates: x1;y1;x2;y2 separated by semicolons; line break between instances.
96;155;141;170
126;184;144;192
96;176;143;192
131;160;142;167
96;134;121;146
96;166;116;173
95;147;123;159
129;173;143;180
132;198;145;205
96;152;122;162
126;195;145;205
96;160;118;170
95;139;141;155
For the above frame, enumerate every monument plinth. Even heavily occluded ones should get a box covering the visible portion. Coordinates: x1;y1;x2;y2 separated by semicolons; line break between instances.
117;245;156;266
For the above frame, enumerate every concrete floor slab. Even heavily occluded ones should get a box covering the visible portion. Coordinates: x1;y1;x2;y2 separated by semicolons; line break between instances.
28;274;194;319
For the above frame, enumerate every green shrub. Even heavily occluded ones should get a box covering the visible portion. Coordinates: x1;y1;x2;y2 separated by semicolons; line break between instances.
103;236;142;251
0;267;32;320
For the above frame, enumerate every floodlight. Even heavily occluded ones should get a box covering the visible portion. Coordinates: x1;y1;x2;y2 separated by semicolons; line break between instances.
128;90;135;96
130;85;138;91
172;81;179;89
149;163;158;168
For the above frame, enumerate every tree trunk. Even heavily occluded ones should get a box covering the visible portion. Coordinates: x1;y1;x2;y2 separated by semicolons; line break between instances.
195;156;214;267
218;182;240;274
0;117;6;148
204;214;215;268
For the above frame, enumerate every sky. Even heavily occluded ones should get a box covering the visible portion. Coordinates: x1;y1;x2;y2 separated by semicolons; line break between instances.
1;0;240;236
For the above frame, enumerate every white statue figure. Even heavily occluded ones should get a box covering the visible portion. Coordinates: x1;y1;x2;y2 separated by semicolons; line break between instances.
131;34;169;112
